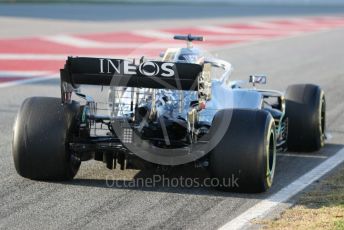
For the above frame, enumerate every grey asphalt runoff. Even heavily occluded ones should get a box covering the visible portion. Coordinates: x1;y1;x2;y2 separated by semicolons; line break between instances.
0;6;344;230
1;3;344;21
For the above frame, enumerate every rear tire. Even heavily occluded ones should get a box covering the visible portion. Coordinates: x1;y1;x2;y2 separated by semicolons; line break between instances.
12;97;81;180
285;84;326;152
209;109;276;193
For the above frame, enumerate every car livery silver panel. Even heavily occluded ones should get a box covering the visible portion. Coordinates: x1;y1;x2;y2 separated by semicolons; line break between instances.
199;81;263;122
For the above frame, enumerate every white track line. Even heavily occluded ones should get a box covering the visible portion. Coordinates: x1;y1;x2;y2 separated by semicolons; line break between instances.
0;54;68;60
210;26;343;54
197;26;298;36
248;21;328;31
219;147;344;230
41;35;184;49
201;35;267;40
134;29;268;40
0;73;59;88
0;71;52;78
132;30;173;39
0;54;128;60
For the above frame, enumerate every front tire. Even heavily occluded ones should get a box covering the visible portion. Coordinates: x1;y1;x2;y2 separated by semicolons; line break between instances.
12;97;81;180
209;109;276;193
285;84;326;152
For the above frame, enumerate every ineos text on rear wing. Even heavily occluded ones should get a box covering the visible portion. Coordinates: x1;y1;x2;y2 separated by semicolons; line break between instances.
60;57;203;90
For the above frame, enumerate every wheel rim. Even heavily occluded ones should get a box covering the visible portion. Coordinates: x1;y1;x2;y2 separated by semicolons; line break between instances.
266;128;276;187
319;95;326;146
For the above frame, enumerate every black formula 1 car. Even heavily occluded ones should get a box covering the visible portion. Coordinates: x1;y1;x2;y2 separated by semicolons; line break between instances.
12;35;326;192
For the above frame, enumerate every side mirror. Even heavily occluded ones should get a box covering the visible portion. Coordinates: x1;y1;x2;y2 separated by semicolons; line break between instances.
249;75;267;86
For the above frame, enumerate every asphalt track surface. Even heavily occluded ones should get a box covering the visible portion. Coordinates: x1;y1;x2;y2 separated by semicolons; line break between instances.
0;4;344;230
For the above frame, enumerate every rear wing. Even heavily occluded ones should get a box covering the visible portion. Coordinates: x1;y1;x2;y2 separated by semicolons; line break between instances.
60;57;211;104
60;57;202;90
